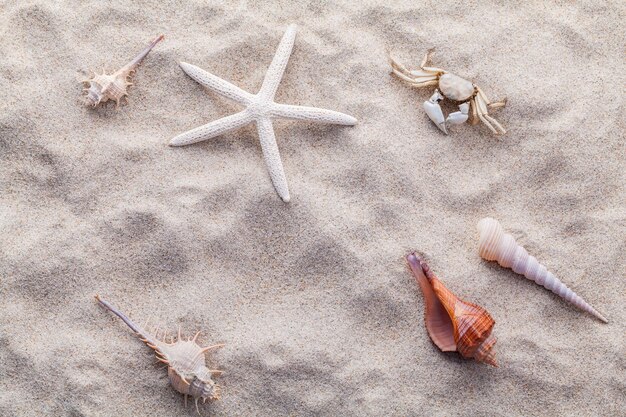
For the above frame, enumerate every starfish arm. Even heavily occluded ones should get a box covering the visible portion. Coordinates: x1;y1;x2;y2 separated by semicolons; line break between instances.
271;103;357;125
257;24;297;101
180;62;254;105
256;117;290;202
170;110;252;147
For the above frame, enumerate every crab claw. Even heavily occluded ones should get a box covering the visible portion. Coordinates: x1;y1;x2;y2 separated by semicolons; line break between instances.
446;102;470;126
423;90;447;134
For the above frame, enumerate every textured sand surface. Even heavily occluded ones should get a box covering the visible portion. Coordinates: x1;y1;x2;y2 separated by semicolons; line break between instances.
0;1;624;416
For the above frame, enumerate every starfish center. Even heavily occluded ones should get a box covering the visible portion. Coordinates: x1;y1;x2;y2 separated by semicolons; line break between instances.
247;96;273;118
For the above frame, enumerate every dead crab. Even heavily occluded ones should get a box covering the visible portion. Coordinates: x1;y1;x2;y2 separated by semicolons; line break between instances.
389;50;507;135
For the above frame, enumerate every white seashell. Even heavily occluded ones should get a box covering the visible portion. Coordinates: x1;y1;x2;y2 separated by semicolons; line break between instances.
477;217;608;323
82;35;164;107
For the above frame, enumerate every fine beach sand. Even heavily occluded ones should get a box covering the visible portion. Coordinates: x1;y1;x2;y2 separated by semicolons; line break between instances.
1;1;624;415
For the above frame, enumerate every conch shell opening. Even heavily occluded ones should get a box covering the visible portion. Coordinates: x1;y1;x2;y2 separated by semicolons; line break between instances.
407;253;498;367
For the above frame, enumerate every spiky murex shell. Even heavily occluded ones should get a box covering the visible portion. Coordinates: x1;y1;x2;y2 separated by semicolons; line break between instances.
84;71;132;107
95;295;222;413
161;340;220;402
82;34;163;108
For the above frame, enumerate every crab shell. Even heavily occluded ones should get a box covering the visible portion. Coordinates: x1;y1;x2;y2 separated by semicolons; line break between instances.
438;73;475;102
407;253;497;366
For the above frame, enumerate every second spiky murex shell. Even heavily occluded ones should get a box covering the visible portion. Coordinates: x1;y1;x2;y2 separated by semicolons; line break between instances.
406;253;498;366
82;35;164;107
95;295;223;413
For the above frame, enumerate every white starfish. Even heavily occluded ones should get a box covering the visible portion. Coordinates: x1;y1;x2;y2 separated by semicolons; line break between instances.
170;24;357;202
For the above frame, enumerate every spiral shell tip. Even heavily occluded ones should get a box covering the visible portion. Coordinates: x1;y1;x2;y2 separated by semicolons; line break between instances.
595;311;608;324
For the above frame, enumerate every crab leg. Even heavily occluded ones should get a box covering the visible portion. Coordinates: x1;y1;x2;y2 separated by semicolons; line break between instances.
474;95;506;135
473;97;498;134
470;99;479;125
389;53;441;77
420;49;433;67
390;65;438;86
475;111;498;134
396;77;439;87
476;86;507;109
489;101;507;109
477;98;506;134
419;49;446;73
389;54;411;74
389;53;441;86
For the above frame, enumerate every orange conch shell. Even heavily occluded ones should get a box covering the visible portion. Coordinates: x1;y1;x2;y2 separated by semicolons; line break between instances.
406;253;498;367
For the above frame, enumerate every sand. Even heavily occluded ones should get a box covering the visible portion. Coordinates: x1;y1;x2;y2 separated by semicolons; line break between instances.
0;0;624;415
